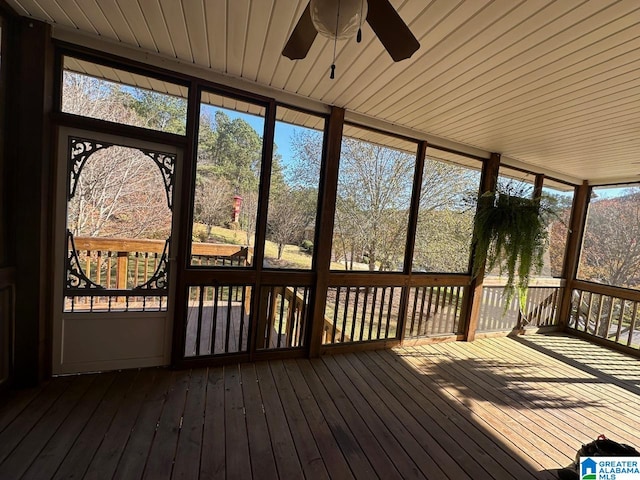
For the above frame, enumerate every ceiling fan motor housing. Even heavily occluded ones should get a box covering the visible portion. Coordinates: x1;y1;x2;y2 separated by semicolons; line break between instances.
310;0;368;40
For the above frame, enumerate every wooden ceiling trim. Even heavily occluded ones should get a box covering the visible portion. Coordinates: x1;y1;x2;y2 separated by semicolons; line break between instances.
49;0;96;33
343;110;491;163
77;0;118;41
487;96;640;141
512;132;640;157
481;102;640;147
445;67;640;140
18;0;59;23
241;1;275;81
499;155;581;186
98;0;137;46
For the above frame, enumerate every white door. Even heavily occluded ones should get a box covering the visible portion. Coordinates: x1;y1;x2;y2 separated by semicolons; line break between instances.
53;127;181;374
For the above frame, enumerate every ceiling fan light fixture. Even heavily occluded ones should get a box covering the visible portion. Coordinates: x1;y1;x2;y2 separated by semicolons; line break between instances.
310;0;368;40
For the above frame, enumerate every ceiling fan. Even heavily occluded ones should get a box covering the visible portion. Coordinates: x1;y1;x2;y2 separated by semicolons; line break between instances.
282;0;420;65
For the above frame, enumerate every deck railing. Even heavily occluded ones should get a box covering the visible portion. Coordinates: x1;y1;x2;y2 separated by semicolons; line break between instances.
404;284;466;338
67;237;568;356
67;236;252;312
323;284;402;344
477;277;563;333
185;284;252;356
257;285;311;350
569;281;640;351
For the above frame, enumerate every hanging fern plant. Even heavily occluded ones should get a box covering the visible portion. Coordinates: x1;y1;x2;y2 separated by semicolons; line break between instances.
472;189;551;315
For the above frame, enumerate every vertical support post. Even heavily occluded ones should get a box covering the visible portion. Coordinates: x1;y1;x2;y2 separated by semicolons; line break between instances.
116;251;128;290
248;99;276;360
398;140;427;344
254;287;270;349
533;173;544;198
171;79;199;365
461;152;500;341
558;180;590;328
309;106;344;357
10;18;54;386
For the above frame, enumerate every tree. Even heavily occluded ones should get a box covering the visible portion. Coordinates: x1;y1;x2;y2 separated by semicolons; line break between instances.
126;90;187;135
63;72;143;126
267;188;309;260
239;191;259;246
413;209;475;272
289;131;479;272
68;146;171;239
194;176;233;238
413;158;480;272
195;109;285;248
543;191;573;277
333;138;415;271
579;190;640;288
63;72;171;240
198;110;263;194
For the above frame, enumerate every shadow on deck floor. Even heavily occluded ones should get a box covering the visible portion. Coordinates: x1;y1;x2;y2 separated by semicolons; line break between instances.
1;333;639;479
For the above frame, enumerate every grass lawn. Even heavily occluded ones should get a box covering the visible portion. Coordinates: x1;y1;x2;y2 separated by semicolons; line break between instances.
194;224;370;270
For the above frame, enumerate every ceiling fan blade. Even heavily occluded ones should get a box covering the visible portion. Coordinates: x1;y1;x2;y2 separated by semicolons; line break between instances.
282;3;317;60
366;0;420;61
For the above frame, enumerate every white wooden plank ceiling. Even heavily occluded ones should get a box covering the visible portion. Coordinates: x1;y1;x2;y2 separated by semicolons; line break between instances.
9;0;640;185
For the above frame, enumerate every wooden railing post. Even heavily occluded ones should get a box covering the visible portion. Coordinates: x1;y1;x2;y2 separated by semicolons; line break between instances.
309;106;344;357
254;287;270;349
461;152;500;341
558;180;590;329
116;251;128;290
399;141;427;344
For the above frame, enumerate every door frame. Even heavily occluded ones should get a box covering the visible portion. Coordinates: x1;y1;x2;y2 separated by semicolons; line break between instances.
53;126;183;374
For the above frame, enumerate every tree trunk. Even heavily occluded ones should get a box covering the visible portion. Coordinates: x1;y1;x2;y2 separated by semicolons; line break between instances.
369;252;376;272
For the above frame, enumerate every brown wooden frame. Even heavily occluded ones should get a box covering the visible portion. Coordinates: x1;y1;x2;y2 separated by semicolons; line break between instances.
461;152;500;341
558;181;590;326
0;26;579;382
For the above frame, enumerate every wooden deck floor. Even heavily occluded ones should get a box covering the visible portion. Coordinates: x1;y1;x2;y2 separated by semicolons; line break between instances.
2;333;640;479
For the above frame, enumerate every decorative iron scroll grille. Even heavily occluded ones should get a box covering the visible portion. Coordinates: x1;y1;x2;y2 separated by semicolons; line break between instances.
64;137;176;312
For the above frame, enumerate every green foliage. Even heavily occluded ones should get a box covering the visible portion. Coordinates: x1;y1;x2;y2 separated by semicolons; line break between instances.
197;110;264;194
414;209;475;272
300;240;314;254
194;108;288;244
473;191;550;313
125;90;187;134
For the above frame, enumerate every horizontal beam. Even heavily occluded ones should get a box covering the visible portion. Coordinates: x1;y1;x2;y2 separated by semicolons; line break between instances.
73;236;251;257
572;279;640;303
